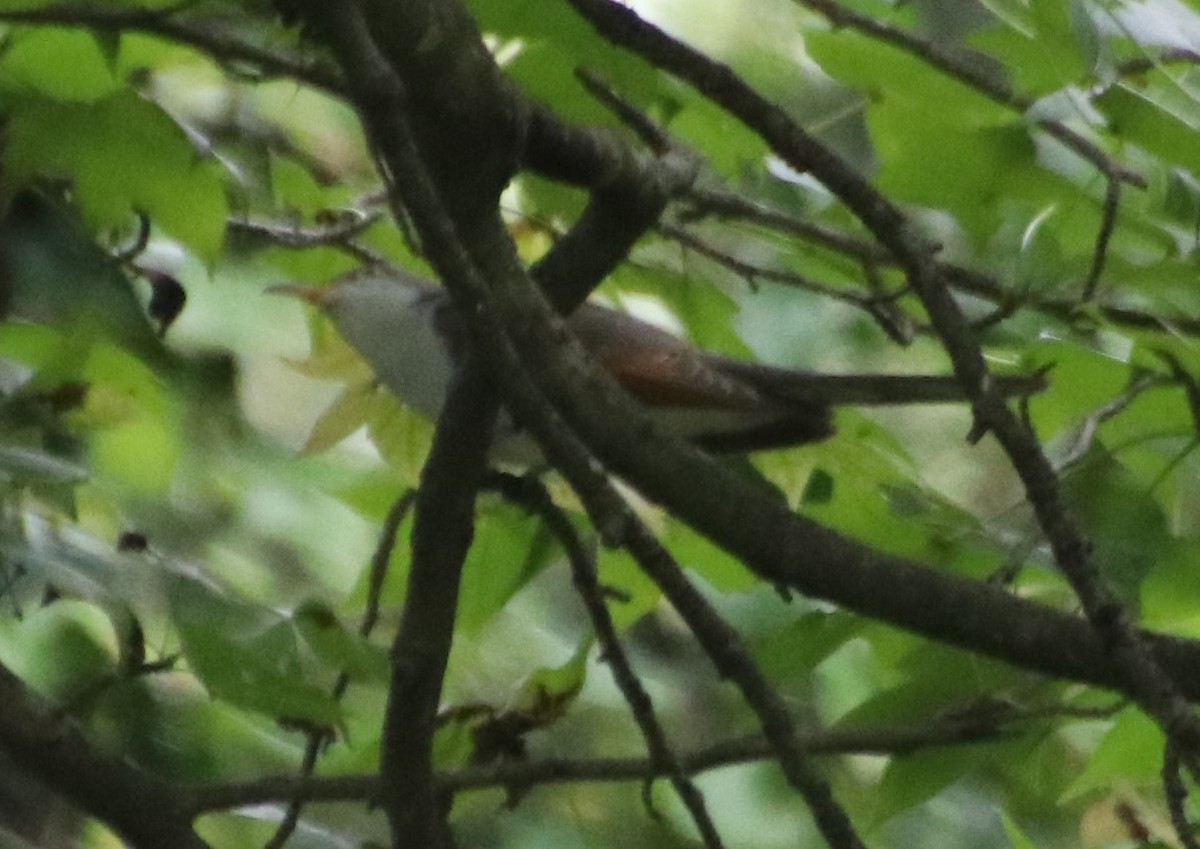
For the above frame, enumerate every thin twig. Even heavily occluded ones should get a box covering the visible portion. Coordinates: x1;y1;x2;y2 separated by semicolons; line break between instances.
662;219;916;342
262;732;324;849
227;210;382;249
1055;373;1167;470
858;258;915;343
1110;47;1200;80
1082;179;1122;302
188;712;1021;813
111;210;153;264
564;0;1200;797
575;69;671;153
799;0;1018;102
228;209;394;267
611;510;866;849
263;489;415;849
1153;350;1200;438
360;489;418;639
490;473;725;849
659;222;892;305
682;187;890;261
60;654;180;718
688;186;1200;337
793;0;1144;187
0;3;341;93
792;0;1142;313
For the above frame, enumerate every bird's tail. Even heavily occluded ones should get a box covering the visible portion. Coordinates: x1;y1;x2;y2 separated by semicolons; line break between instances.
715;360;1047;407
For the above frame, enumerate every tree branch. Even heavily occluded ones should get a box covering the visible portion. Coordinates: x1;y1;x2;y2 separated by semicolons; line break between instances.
493;473;725;849
378;361;498;848
282;0;1200;727
793;0;1145;187
0;3;341;92
558;0;1200;776
685;187;1200;337
0;662;209;849
188;712;1018;812
277;4;866;844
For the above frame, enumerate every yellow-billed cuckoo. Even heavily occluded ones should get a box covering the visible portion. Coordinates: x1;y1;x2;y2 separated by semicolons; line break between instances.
270;269;1044;459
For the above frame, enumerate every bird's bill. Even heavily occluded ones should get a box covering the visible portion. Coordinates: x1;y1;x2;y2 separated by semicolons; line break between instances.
264;283;328;306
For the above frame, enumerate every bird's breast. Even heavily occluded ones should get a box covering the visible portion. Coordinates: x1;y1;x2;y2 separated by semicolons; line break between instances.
341;300;455;422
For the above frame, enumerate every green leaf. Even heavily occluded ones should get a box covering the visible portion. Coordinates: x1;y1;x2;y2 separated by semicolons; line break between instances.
0;29;121;101
281;326;374;381
839;643;1020;730
1027;336;1134;441
1096;84;1200;174
1138;538;1200;637
753;610;862;681
0;600;116;702
1059;446;1169;606
469;0;662;121
293;600;389;683
510;638;591;724
607;263;753;359
270;154;331;218
976;0;1035;34
365;389;434;486
1176;451;1200;536
869;98;1036;221
291;331;433;483
970;13;1089;95
5;92;227;260
303;381;374;455
1000;811;1037;849
169;577;341;724
805;29;1010;127
793;415;982;562
873;745;978;826
667;94;769;179
85;397;179;492
595;546;662;631
0;192;169;366
432;709;478;769
663;518;757;592
456;503;551;635
1030;0;1092;88
1062;709;1163;800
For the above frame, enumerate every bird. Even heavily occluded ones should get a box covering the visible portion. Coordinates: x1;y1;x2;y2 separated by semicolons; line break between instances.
269;268;1045;460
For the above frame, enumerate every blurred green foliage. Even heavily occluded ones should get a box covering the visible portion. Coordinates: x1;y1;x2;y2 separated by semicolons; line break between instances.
0;1;1197;848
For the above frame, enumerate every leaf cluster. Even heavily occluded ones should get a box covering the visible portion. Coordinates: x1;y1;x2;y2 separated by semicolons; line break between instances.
0;1;1198;849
